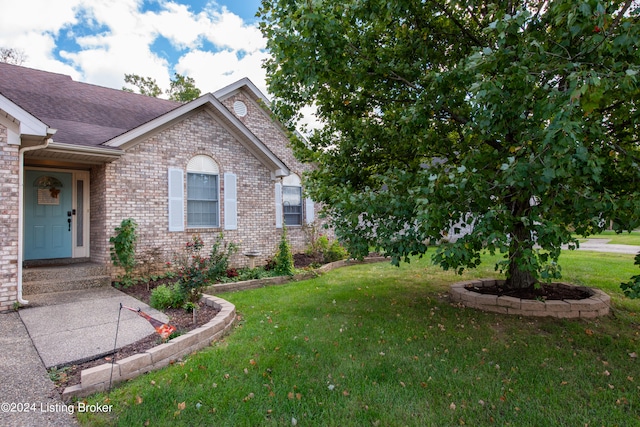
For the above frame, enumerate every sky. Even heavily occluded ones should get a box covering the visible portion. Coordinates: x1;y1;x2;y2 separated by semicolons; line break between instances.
0;0;272;99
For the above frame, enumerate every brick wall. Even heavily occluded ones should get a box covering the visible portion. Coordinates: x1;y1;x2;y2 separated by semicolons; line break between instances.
95;109;293;276
219;91;334;250
0;124;19;312
89;163;108;265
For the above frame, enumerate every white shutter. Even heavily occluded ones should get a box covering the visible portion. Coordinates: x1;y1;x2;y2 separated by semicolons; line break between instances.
168;168;184;232
305;197;315;224
275;182;283;228
224;172;237;230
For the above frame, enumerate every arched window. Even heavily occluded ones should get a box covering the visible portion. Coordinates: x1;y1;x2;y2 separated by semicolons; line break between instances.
282;173;302;226
186;155;219;228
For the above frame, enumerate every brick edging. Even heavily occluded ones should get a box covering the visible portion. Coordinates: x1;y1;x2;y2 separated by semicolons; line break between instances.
61;257;387;400
449;279;611;318
62;294;235;401
207;256;388;293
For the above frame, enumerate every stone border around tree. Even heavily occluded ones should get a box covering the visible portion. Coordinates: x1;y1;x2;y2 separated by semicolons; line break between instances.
62;294;236;401
449;279;611;318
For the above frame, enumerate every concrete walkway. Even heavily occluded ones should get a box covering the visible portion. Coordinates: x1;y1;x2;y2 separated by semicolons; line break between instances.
19;287;168;368
0;286;168;426
0;312;78;427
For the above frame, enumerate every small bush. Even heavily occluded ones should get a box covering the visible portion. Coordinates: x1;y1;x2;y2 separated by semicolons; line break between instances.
174;234;239;303
264;258;277;271
303;234;348;264
237;267;274;281
274;226;295;276
110;218;138;287
150;283;184;310
324;240;349;263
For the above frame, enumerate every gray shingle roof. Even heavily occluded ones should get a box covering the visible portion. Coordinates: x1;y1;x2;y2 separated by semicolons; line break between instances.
0;62;181;146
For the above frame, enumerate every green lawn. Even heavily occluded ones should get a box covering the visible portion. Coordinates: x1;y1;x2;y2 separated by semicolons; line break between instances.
78;251;640;426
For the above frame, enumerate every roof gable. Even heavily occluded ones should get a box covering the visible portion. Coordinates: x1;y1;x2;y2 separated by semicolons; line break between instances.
213;77;271;107
0;63;290;175
104;93;289;177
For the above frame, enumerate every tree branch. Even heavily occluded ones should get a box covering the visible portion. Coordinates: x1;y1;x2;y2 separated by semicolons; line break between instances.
575;0;635;61
433;1;485;47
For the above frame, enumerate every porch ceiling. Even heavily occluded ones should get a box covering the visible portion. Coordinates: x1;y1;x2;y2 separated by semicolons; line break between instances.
24;142;122;165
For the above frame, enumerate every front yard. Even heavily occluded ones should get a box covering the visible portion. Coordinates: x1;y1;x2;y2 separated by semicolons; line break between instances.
78;250;640;426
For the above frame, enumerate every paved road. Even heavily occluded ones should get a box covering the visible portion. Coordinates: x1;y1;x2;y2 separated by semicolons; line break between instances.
571;238;640;255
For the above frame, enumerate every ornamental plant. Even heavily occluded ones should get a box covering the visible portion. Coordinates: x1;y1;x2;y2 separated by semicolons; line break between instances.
274;225;295;276
109;218;138;287
174;234;239;304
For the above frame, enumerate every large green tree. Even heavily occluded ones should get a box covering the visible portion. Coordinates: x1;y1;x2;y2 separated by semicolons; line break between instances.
166;73;202;102
123;73;162;97
123;73;201;102
260;0;640;290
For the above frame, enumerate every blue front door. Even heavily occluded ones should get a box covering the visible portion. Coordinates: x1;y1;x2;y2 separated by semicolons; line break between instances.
24;170;73;260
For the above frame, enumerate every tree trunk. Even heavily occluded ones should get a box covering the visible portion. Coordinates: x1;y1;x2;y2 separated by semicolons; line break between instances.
505;220;536;289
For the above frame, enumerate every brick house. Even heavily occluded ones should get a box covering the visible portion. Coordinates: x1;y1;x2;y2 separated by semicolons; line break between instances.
0;62;321;312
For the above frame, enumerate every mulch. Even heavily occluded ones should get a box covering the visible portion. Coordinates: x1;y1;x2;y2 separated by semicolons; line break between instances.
52;254;323;394
468;283;592;300
51;279;219;395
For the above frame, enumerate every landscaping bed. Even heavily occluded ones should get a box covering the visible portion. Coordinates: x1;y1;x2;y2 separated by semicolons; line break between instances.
450;279;611;318
51;253;343;395
468;281;591;300
51;279;219;395
75;252;640;427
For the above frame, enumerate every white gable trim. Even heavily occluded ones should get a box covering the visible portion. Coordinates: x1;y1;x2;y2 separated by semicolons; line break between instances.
104;93;288;178
213;77;271;108
214;78;309;151
0;93;55;143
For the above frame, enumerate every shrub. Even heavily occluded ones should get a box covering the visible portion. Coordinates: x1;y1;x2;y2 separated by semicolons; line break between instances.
303;234;348;264
274;225;295;276
174;234;239;303
324;240;349;263
110;218;138;287
264;257;277;271
150;283;184;310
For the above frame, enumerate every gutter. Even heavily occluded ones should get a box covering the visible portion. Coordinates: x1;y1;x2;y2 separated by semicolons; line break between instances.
17;136;52;305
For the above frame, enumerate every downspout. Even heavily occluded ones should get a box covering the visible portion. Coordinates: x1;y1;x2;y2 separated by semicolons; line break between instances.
17;137;51;305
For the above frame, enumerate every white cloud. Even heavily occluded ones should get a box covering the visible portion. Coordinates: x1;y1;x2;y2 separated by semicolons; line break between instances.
0;0;269;93
0;0;81;36
177;48;269;94
143;2;211;50
201;5;266;52
0;0;320;129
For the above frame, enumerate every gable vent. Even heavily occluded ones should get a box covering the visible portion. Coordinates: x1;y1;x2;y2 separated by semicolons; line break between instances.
233;100;247;117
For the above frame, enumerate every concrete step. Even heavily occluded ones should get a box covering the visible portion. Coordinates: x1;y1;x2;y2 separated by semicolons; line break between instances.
22;262;111;296
23;262;107;283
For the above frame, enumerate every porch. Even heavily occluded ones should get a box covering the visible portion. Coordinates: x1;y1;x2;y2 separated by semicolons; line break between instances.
22;259;111;303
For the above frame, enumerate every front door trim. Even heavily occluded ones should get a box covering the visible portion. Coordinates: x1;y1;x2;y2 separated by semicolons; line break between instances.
24;167;90;259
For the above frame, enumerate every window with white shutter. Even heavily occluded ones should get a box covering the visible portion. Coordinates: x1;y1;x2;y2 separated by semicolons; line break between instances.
168;168;184;232
224;172;237;230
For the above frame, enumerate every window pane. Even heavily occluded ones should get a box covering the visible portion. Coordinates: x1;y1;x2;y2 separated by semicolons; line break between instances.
283;186;301;205
187;173;218;227
283;186;302;225
76;180;83;246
